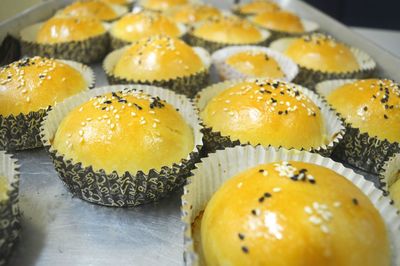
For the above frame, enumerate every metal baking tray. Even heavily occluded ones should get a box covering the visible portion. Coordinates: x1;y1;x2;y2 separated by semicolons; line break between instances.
0;0;398;265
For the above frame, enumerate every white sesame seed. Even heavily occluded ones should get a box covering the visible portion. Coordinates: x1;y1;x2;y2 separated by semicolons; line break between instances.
272;187;281;192
320;225;330;234
304;206;313;214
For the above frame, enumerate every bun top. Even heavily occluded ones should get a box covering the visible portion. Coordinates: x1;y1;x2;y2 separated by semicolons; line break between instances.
326;79;400;142
0;56;88;116
200;79;326;149
235;0;280;15
201;161;390;266
284;34;359;72
166;3;220;24
61;0;118;21
251;10;304;33
113;36;205;81
141;0;188;11
111;11;181;42
52;89;194;174
37;16;106;43
192;15;264;44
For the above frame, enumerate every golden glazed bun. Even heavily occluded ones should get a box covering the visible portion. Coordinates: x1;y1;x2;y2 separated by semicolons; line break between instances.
0;57;87;116
236;0;280;15
61;0;118;21
141;0;188;11
101;0;130;4
284;34;359;72
166;4;220;24
36;16;106;44
326;79;400;142
251;10;304;33
113;36;205;81
201;80;325;149
52;90;194;174
225;51;285;79
111;11;181;42
201;162;390;266
192;15;264;44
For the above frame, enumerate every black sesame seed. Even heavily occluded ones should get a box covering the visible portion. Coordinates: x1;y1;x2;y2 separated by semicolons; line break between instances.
251;209;257;216
104;100;112;104
352;198;359;205
238;233;245;240
309;179;316;184
241;246;249;253
278;111;283;115
363;106;368;111
258;197;265;203
258;169;264;173
384;114;388;119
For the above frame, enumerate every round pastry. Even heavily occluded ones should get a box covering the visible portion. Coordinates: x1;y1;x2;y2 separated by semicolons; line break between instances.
188;15;270;53
41;85;203;206
316;79;400;174
20;16;109;64
0;56;93;150
233;0;280;16
139;0;188;11
381;153;400;210
104;35;211;97
270;34;375;88
165;3;220;24
201;161;390;266
250;10;304;33
101;0;133;6
110;10;184;49
0;151;20;265
60;0;127;21
52;90;194;174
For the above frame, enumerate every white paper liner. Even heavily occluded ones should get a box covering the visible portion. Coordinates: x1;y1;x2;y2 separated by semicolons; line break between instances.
211;45;299;82
381;153;400;194
269;37;376;74
195;78;344;154
40;84;203;176
103;44;211;82
181;145;400;266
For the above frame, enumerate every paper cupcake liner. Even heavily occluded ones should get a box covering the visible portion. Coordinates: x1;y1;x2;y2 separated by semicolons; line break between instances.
0;60;95;151
316;79;400;175
20;22;111;64
40;84;203;207
181;145;400;266
194;78;345;157
186;29;271;53
269;37;376;89
211;45;299;82
103;45;211;98
380;154;400;211
0;151;20;266
109;22;187;50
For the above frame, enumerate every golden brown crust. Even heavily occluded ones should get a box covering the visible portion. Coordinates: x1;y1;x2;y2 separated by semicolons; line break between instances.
235;0;280;15
141;0;188;11
201;162;390;266
113;36;205;81
192;15;264;44
327;79;400;142
60;0;118;21
200;80;325;149
52;90;194;173
111;11;181;42
0;57;87;116
165;3;220;24
36;16;106;44
284;34;359;72
251;10;304;33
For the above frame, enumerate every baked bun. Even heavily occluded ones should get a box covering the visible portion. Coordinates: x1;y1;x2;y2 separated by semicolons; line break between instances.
225;51;285;79
140;0;188;11
200;80;326;149
111;11;181;42
166;3;220;24
284;34;359;72
0;57;88;116
113;35;205;81
201;161;390;266
61;0;118;21
192;15;264;44
102;0;130;4
235;0;280;15
326;79;400;142
36;16;106;44
251;10;304;33
52;90;194;173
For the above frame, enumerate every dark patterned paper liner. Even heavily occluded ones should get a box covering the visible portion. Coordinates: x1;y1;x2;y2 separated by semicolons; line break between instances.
0;60;95;151
186;29;271;53
103;45;211;98
380;154;400;211
20;22;111;64
109;23;187;50
194;78;344;157
211;45;299;82
316;79;400;175
269;37;376;89
0;151;20;266
40;84;203;207
181;145;400;266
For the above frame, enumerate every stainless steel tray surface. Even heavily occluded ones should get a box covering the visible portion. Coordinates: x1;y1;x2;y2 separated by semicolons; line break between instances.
1;0;398;265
